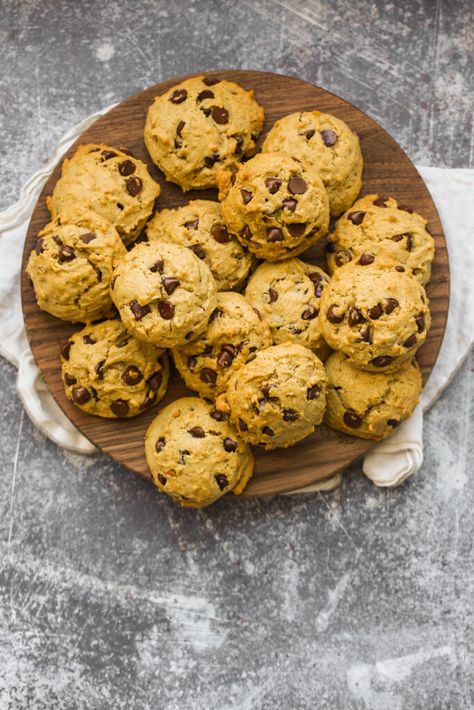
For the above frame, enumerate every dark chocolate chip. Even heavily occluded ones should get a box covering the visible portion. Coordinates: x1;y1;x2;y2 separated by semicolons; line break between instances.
188;355;197;369
203;77;220;86
210;409;228;422
191;244;206;259
94;360;105;379
326;305;344;324
268;287;278;303
240;225;252;240
125;176;143;196
371;356;393;368
267;227;284;242
130;300;150;320
58;245;75;263
395;265;405;272
150;259;164;273
64;373;77;386
123;365;143;386
216;347;236;368
348;307;365;326
415;313;425;333
403;333;417;348
230;173;237;185
72;386;90;404
282;198;297;212
34;238;44;254
61;341;72;360
265;177;281;194
384;298;399;314
368;303;383;320
162;277;180;295
223;437;238;453
305;129;315;139
211;106;229;124
116;336;130;348
111;399;129;417
156;437;166;453
189;426;205;438
184;219;199;230
117;203;124;211
209;307;222;322
197;89;214;101
170;88;187;104
80;232;97;244
288;176;307;194
325;240;336;253
373;196;388;207
343;410;362;428
406;234;414;252
176;120;185;137
157;474;167;486
238;418;248;432
157;300;175;319
320;129;337;146
287;223;306;237
359;324;373;343
101;150;117;160
201;107;212;117
388;419;401;428
348;211;365;225
211;224;231;243
335;249;352;267
234;135;244;153
358;252;375;265
118;159;136;176
204;153;220;167
215;473;229;491
241;189;253;205
262;426;275;436
302;305;318;320
200;368;217;384
307;384;321;400
83;335;96;344
283;409;298;422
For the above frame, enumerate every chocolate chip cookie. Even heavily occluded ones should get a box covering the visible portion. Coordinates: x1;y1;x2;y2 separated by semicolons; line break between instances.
326;194;435;284
27;209;125;323
172;292;272;399
216;343;327;449
144;75;264;191
319;256;431;371
145;397;254;508
217;152;330;261
111;241;217;348
47;144;160;245
61;319;169;418
146;199;254;291
244;258;331;360
262;110;363;217
325;351;422;440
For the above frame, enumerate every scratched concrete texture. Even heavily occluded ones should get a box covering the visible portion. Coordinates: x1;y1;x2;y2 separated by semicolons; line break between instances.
0;0;473;708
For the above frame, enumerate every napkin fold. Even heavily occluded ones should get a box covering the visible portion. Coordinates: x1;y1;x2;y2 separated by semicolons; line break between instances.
1;106;473;488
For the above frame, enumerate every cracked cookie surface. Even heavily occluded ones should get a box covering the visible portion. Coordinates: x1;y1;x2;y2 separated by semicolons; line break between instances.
61;319;169;418
325;351;422;440
144;75;264;191
26;209;126;323
145;397;254;508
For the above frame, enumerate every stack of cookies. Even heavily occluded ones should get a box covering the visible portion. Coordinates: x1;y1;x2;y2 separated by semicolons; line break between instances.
26;74;435;508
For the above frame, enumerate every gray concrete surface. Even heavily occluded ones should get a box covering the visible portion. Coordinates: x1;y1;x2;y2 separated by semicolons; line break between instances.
0;1;473;708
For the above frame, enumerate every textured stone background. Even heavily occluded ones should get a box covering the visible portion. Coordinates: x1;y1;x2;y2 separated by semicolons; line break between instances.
1;1;473;708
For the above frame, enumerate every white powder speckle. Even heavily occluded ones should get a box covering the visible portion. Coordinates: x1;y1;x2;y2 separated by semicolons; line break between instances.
95;42;115;62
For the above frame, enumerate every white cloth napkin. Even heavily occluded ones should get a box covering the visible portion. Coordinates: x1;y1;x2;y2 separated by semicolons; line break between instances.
1;107;473;488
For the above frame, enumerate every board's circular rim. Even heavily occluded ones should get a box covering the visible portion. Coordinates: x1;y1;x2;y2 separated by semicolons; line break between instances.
20;68;450;497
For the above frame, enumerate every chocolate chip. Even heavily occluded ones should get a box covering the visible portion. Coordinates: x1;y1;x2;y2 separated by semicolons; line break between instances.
190;244;206;259
384;298;399;314
287;223;306;237
368;303;383;320
189;426;205;438
395;265;405;272
162;277;180;295
157;474;167;486
320;129;337;146
83;335;96;344
302;305;318;320
72;386;90;404
223;437;238;453
61;341;72;360
204;153;220;167
101;150;117;160
209;308;222;322
215;474;229;491
343;410;362;428
240;225;252;240
53;236;63;246
288;176;307;194
118;147;134;156
314;280;325;298
216;346;236;368
358;252;375;266
262;426;274;436
305;130;315;140
211;224;231;243
111;399;129;417
403;333;417;348
80;232;97;244
116;336;130;348
230;173;236;185
325;241;336;253
282;198;297;212
197;89;214;101
200;368;217;384
157;300;175;319
117;203;124;211
125;176;143;196
267;227;284;242
335;249;352;267
110;276;117;290
201;107;212;117
371;356;393;368
150;259;164;273
210;408;228;422
283;409;298;422
415;313;425;332
187;356;197;370
265;177;281;194
130;300;150;320
211;106;229;124
64;373;77;386
406;234;414;252
58;245;75;263
348;211;365;225
373;196;388;207
184;219;199;230
176;120;185;137
95;360;105;379
307;384;321;400
348;307;364;326
388;419;401;428
156;437;166;453
118;159;136;176
326;305;344;324
268;288;278;303
123;365;143;385
240;189;253;205
359;324;373;343
203;77;220;86
234;135;244;154
170;88;187;104
34;238;44;254
238;418;248;432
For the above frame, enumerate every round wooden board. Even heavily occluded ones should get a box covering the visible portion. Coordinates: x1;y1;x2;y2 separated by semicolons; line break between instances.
21;70;450;497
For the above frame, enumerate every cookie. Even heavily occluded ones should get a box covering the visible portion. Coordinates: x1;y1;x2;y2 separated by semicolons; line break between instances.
111;241;217;348
325;351;422;440
216;343;327;449
262;110;363;216
47;144;160;245
244;258;331;360
218;152;330;261
144;75;264;191
326;194;435;285
319;256;431;372
146;199;254;291
145;397;254;508
172;292;272;399
26;209;125;323
61;319;169;418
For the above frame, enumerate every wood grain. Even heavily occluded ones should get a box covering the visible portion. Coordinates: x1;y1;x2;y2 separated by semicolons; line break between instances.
20;70;450;497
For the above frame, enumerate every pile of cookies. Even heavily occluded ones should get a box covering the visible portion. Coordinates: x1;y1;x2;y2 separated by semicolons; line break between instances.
26;74;435;508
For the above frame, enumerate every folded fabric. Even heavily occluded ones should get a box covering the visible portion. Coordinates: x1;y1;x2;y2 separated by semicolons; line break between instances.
1;106;473;489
